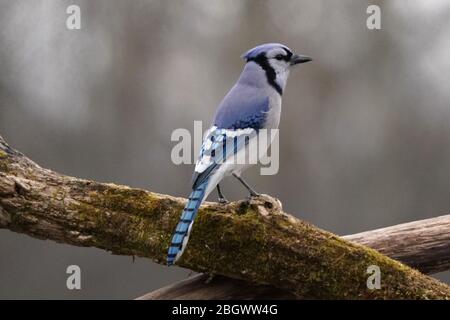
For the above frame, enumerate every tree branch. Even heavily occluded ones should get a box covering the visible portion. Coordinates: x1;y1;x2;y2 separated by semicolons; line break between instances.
136;274;297;300
139;215;450;299
1;135;450;299
343;215;450;275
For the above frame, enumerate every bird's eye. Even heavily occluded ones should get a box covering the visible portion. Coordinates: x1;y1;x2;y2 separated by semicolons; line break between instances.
275;54;284;60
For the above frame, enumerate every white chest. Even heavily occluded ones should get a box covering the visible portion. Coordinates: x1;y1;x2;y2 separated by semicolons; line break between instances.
264;92;282;130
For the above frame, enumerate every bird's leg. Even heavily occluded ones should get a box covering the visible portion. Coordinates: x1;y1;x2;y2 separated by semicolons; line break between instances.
216;184;229;204
232;173;260;197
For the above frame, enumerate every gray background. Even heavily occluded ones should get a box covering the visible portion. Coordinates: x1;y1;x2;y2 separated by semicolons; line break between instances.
1;0;450;299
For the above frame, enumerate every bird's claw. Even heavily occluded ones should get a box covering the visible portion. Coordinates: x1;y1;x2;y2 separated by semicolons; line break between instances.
218;197;229;204
246;193;260;201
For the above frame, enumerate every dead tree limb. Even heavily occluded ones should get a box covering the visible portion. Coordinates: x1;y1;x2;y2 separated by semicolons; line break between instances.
1;134;450;299
344;215;450;275
140;215;450;299
136;274;297;300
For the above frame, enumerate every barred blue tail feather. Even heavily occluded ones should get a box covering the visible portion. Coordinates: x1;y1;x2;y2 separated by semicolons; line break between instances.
167;179;209;266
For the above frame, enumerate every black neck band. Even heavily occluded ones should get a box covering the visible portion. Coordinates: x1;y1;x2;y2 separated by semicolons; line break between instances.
247;55;282;95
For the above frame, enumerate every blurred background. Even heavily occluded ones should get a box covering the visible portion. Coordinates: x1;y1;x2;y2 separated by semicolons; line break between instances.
1;0;450;299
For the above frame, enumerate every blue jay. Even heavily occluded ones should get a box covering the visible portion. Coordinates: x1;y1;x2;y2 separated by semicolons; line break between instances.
167;43;311;266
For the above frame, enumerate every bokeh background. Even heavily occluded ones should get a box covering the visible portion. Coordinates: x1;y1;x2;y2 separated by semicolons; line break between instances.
1;0;450;299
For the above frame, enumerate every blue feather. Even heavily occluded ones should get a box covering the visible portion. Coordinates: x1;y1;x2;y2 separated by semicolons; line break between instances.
214;94;269;130
242;43;292;60
191;128;256;190
167;179;209;266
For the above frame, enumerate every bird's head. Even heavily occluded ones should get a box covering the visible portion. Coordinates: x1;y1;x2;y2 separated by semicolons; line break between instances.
242;43;311;94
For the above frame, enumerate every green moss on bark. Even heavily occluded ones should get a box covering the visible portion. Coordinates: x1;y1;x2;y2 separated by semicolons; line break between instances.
66;186;450;299
1;132;450;299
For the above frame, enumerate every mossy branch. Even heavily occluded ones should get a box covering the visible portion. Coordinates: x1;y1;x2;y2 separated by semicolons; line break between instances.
1;135;450;299
140;214;450;300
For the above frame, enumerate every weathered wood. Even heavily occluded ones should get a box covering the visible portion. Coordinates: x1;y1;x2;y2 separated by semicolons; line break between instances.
136;274;295;300
1;134;450;299
141;215;450;299
344;215;450;275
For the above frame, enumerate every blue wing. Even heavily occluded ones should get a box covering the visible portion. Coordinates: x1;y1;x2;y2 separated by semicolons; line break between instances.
213;85;270;130
192;127;257;189
192;82;269;188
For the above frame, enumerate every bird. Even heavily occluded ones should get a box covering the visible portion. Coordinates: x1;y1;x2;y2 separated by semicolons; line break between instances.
167;43;312;266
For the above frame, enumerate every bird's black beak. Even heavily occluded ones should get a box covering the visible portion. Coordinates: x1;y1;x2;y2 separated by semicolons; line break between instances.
290;54;312;66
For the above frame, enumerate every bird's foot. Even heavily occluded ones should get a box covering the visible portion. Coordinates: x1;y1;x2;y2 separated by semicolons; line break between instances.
217;196;229;204
248;191;260;198
245;192;260;202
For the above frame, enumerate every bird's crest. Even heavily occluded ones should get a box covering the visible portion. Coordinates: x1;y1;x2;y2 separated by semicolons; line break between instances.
241;43;292;60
